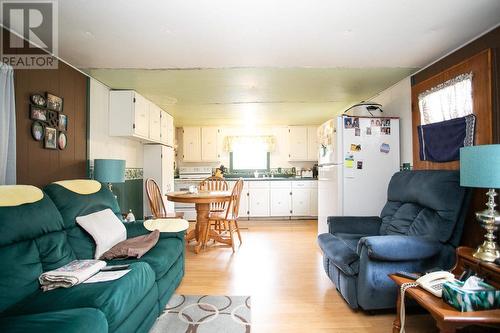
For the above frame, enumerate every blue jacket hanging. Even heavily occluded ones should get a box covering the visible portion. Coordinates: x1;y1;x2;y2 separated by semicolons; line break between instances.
418;114;476;162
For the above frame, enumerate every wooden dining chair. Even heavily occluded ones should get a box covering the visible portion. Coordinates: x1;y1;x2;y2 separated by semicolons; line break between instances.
198;176;229;212
206;178;244;252
145;178;184;219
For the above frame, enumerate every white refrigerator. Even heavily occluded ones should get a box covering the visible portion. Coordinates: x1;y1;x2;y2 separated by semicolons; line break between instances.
317;115;400;235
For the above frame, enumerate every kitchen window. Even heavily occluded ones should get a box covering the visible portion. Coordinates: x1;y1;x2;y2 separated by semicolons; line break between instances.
225;135;274;172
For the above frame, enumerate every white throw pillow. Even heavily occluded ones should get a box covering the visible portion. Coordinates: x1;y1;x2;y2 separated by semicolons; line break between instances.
76;208;127;259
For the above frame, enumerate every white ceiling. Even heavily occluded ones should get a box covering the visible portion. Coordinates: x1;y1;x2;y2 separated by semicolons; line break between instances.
57;0;500;69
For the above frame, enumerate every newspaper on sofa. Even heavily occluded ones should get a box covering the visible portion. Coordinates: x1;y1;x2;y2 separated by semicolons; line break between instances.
39;260;107;291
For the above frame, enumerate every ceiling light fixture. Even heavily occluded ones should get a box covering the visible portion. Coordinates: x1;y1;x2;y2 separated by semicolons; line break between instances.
343;101;383;116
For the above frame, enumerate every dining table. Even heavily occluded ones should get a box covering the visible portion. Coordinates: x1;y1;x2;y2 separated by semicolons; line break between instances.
165;190;232;253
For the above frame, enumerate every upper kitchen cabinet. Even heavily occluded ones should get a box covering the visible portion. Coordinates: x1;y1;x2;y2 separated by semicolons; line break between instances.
201;127;219;162
307;126;318;161
149;104;162;142
109;90;174;145
288;126;318;162
182;127;202;162
160;111;174;147
182;127;220;162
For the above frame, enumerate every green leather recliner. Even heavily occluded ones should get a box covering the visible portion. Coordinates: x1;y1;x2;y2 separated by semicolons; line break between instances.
0;180;185;333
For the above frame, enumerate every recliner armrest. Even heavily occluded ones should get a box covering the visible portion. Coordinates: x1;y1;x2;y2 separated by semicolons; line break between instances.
124;221;185;240
327;216;381;235
357;235;442;261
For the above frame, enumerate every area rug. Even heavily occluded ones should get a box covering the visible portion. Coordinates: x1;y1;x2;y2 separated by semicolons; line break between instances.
150;294;251;333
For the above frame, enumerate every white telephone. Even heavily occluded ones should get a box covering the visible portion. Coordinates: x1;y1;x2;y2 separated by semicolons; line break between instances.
415;271;455;297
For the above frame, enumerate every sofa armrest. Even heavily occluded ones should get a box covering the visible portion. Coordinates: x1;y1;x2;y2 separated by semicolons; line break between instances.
357;235;442;261
124;221;185;240
327;216;381;235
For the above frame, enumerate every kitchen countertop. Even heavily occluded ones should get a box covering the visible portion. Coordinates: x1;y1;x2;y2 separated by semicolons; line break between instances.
175;177;317;182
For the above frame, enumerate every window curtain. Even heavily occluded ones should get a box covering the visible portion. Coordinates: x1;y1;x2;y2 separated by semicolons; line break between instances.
223;135;276;152
0;62;16;185
418;72;473;125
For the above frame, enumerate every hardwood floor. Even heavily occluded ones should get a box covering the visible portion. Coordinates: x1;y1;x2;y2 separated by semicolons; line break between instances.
177;220;437;333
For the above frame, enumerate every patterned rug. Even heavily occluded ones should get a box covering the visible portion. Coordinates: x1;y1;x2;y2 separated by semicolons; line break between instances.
150;295;251;333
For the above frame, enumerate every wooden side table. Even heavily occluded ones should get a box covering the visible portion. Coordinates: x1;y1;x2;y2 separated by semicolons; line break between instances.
390;247;500;333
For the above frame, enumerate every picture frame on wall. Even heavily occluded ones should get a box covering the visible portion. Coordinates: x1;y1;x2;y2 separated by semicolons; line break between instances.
46;93;64;112
58;132;67;150
58;114;67;131
44;127;58;149
31;121;45;141
30;105;47;122
30;94;46;107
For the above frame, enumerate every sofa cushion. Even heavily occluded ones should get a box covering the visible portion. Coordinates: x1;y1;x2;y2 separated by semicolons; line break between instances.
76;208;127;259
318;233;360;276
0;308;108;333
0;188;76;312
107;237;184;280
379;170;467;244
3;262;154;332
44;181;122;259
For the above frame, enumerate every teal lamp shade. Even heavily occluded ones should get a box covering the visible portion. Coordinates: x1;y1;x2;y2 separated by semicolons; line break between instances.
93;159;126;183
460;145;500;188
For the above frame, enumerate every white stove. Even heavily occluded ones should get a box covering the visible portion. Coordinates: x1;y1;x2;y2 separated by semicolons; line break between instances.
178;166;213;180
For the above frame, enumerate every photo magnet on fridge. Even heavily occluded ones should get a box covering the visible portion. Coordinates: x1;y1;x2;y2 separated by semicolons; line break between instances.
344;117;353;129
380;143;390;154
357;161;363;169
366;127;372;135
355;128;360;136
350;144;361;152
353;117;360;128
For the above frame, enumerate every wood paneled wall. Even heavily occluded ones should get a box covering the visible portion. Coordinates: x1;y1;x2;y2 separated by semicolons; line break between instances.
14;57;88;187
411;28;500;248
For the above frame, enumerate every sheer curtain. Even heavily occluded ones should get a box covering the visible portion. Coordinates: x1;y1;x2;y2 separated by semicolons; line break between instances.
418;73;473;125
0;62;16;185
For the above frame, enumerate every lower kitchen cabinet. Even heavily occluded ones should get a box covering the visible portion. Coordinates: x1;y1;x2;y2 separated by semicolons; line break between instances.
223;179;317;219
270;188;292;216
291;188;310;216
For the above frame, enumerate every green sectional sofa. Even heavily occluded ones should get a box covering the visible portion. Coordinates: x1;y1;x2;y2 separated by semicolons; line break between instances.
0;180;185;333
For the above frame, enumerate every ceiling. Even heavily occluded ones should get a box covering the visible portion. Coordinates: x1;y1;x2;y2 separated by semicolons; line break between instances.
89;67;416;125
59;0;500;69
31;1;500;125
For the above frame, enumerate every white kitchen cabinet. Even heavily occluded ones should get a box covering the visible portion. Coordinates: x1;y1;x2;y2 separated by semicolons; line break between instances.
292;188;310;216
248;181;270;217
149;104;162;142
166;112;174;147
181;127;220;162
160;111;174;147
288;126;318;162
110;90;150;139
288;126;308;161
109;90;174;145
307;126;318;161
201;127;219;161
270;181;292;217
182;127;202;162
143;144;175;217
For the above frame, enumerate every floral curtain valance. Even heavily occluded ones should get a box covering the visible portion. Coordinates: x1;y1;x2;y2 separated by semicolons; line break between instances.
418;72;473;125
223;135;276;152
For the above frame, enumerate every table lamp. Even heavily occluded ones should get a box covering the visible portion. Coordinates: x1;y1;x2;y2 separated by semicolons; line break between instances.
93;159;126;195
460;144;500;262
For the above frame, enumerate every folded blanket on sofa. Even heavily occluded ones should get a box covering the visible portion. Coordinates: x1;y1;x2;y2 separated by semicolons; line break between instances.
39;260;106;291
100;230;160;260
